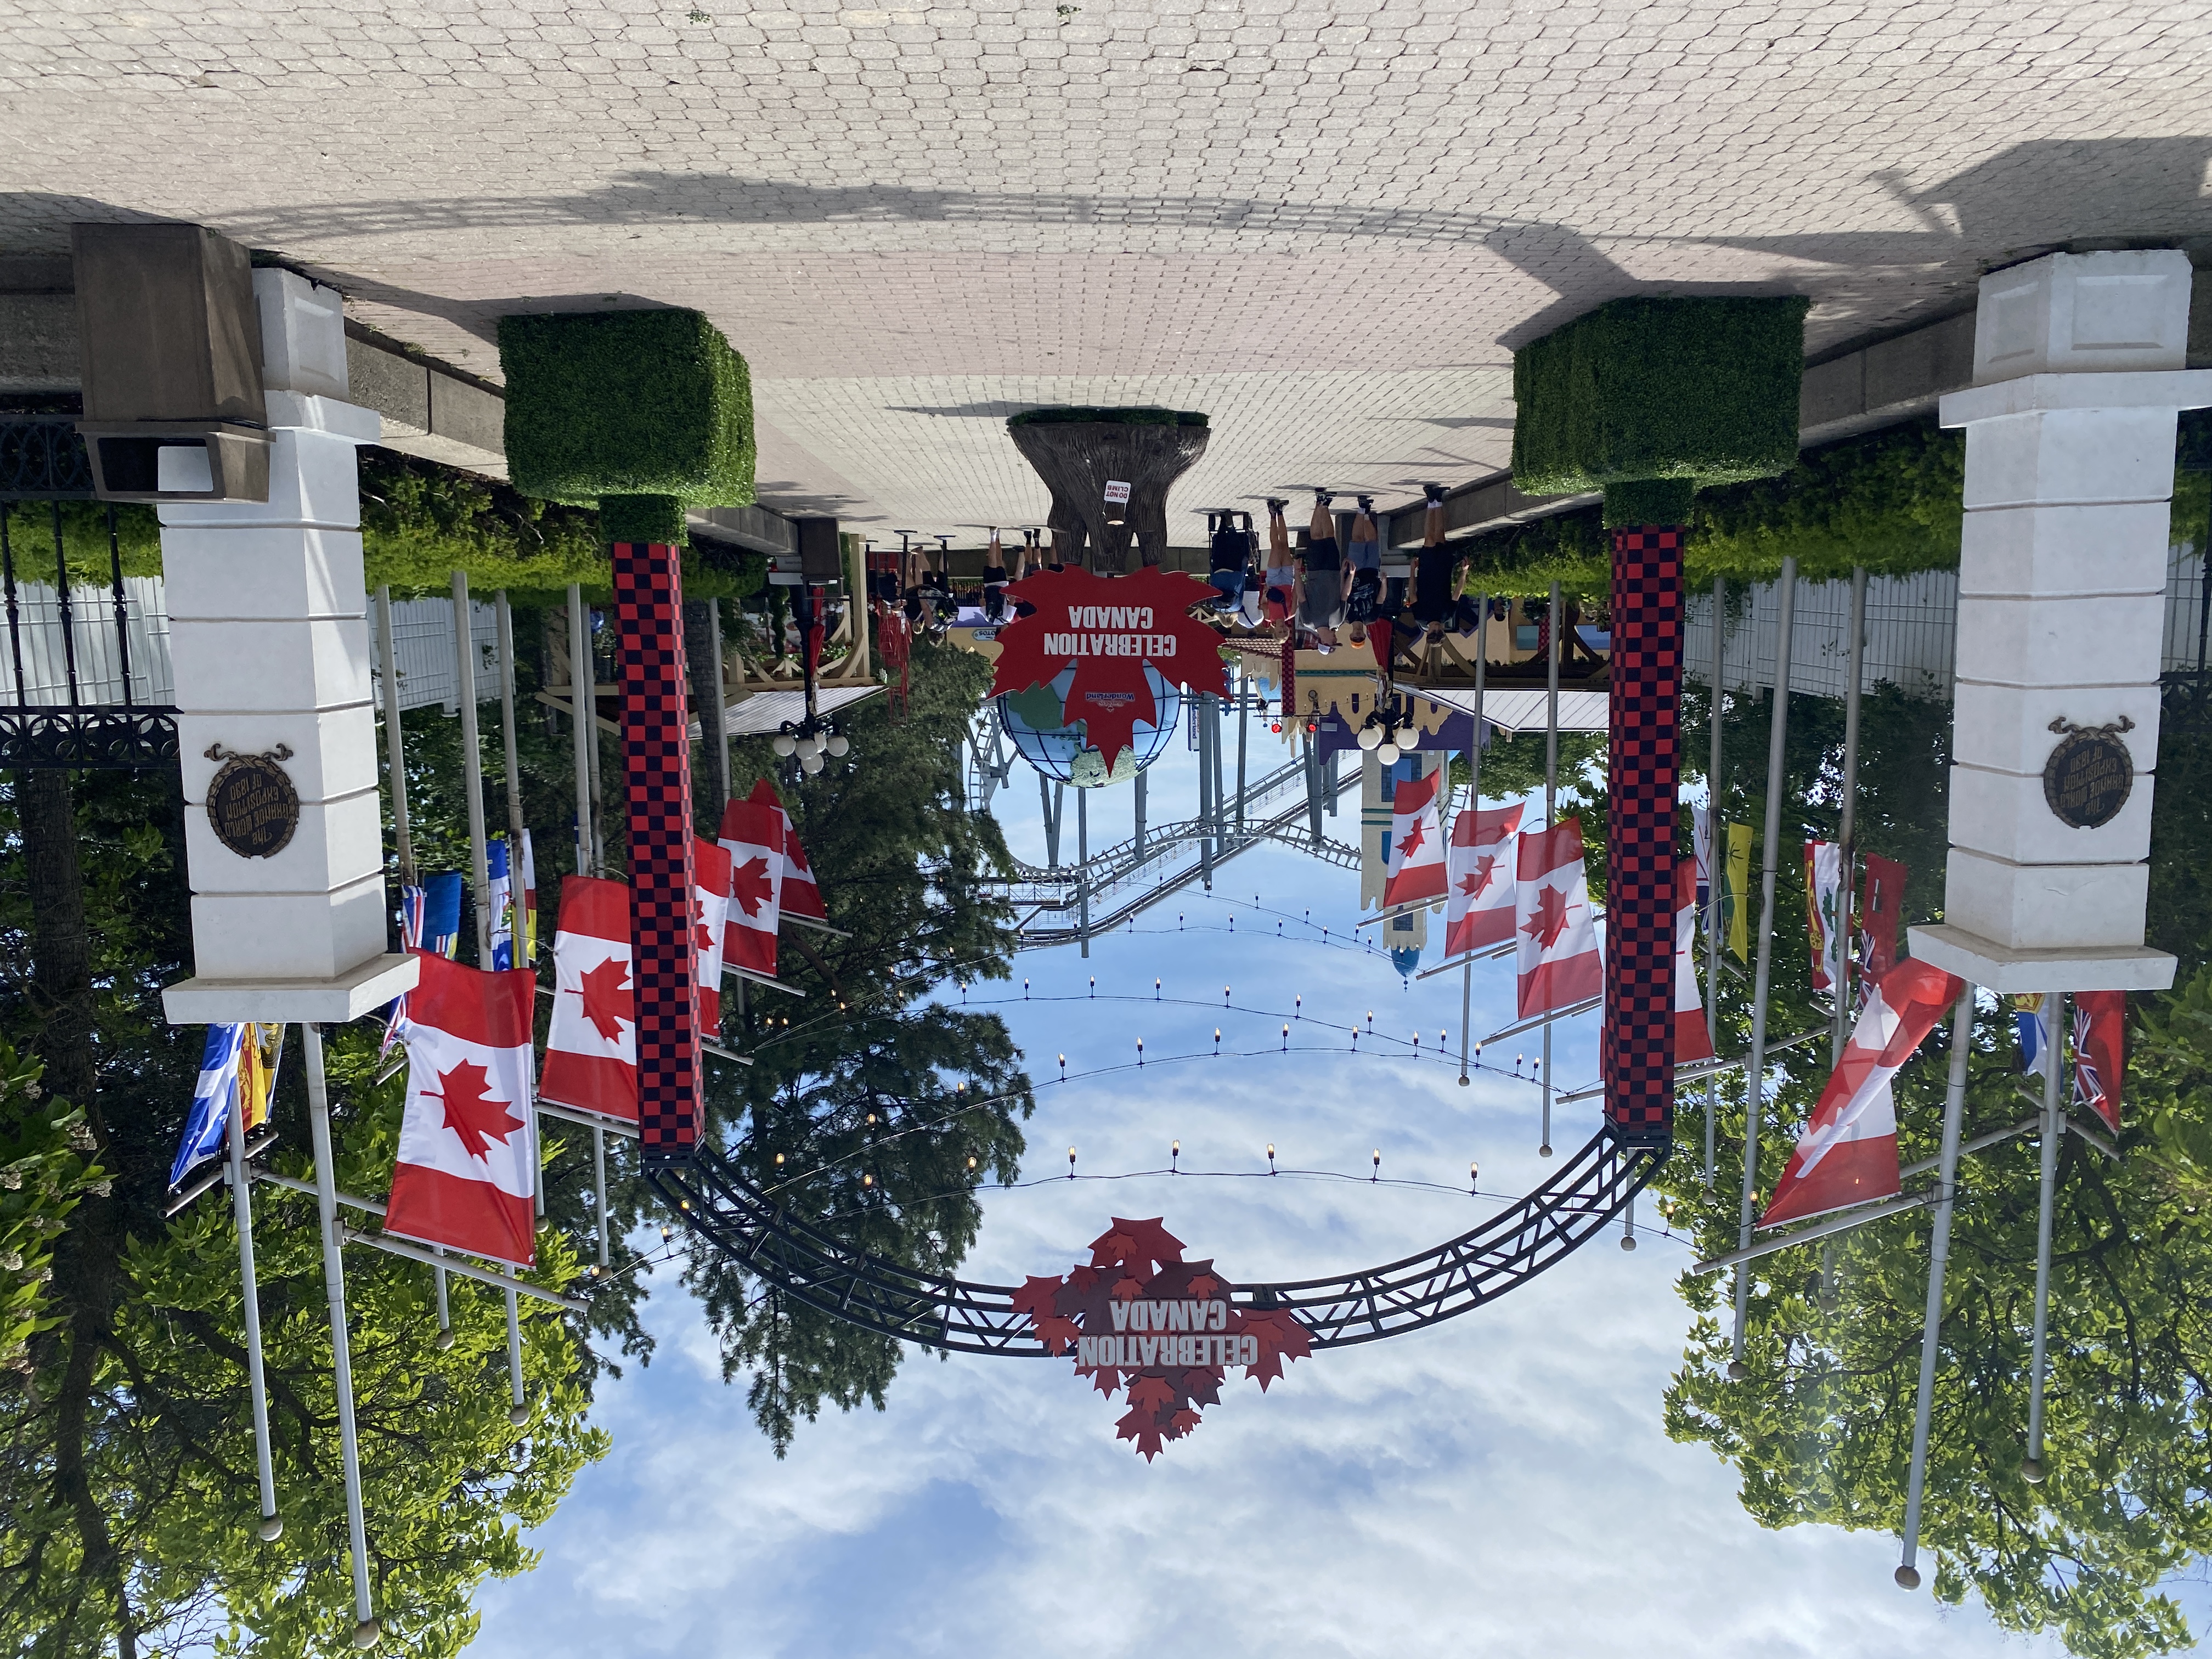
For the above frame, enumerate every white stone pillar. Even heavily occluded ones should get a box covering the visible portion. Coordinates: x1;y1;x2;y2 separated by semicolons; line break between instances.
161;270;417;1023
1912;251;2212;994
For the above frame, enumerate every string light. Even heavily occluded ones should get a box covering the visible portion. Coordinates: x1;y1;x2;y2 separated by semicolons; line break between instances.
1266;1143;1276;1174
1058;1053;1066;1079
1137;1038;1144;1065
1068;1146;1077;1178
1088;977;1096;996
1213;1028;1222;1054
1023;978;1030;998
1372;1149;1381;1181
1155;978;1161;999
1224;985;1232;1004
1295;994;1302;1018
773;1153;784;1166
1469;1159;1480;1191
862;1172;874;1187
968;1155;979;1170
1171;1139;1180;1172
1281;1024;1289;1050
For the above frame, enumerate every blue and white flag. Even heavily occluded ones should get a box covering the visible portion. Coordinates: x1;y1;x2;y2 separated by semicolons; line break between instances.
2015;997;2051;1081
488;838;515;970
421;871;464;959
170;1024;247;1189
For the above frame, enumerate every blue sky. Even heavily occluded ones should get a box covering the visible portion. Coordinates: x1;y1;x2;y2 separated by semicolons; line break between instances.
472;727;2067;1659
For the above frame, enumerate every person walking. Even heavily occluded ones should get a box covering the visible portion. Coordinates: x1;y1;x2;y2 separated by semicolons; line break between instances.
1298;490;1347;648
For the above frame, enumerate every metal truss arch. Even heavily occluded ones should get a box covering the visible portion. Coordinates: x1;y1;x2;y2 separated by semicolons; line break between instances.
651;1130;1666;1357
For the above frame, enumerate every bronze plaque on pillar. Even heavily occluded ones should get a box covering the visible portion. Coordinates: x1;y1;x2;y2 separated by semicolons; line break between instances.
2042;716;2135;830
205;743;301;859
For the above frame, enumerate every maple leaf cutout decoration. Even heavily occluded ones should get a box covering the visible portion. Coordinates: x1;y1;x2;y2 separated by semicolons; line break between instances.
426;1060;523;1161
1116;1406;1167;1462
1523;881;1577;950
1088;1217;1185;1286
1239;1307;1313;1393
730;856;774;920
987;566;1230;770
1167;1408;1203;1438
1125;1374;1177;1414
573;955;632;1044
1008;1274;1067;1325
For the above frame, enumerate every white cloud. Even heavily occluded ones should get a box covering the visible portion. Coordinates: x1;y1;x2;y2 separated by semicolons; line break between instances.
473;810;2062;1659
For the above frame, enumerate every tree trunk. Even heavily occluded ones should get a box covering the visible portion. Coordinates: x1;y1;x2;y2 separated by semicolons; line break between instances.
18;769;137;1658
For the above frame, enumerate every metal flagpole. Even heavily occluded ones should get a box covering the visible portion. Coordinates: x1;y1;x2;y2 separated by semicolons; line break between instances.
1198;698;1215;891
228;1060;280;1540
567;585;595;877
1705;577;1724;1189
1076;787;1091;958
1833;566;1867;1065
494;591;542;1223
1459;593;1488;1088
1898;990;1975;1590
592;1122;610;1268
706;595;732;805
376;588;415;890
505;1286;528;1426
2023;989;2066;1482
1730;555;1797;1376
1212;686;1227;844
1134;768;1147;861
1235;663;1249;828
452;571;493;964
1542;584;1560;1157
303;1023;379;1648
432;1245;453;1348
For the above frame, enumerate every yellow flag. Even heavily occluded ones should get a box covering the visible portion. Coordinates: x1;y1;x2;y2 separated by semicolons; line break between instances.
1724;823;1753;961
238;1022;285;1133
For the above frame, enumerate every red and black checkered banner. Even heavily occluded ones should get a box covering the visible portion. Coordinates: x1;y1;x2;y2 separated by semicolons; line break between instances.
612;541;701;1158
1601;524;1681;1145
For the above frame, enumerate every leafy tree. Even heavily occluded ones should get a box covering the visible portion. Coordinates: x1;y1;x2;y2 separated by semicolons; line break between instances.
1650;679;2212;1658
0;768;604;1658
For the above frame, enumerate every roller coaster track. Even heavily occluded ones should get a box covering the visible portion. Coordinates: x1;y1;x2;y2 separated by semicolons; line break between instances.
652;1129;1664;1356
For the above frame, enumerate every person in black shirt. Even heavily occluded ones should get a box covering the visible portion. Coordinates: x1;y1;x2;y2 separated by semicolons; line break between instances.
1413;483;1459;635
1206;511;1250;613
1297;490;1347;642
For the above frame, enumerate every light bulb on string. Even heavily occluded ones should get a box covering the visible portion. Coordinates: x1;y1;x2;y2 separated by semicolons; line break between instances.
1137;1038;1144;1065
1295;994;1302;1018
1088;977;1095;997
1280;1024;1289;1050
1213;1028;1221;1054
1154;978;1161;999
1170;1140;1180;1172
1068;1147;1077;1178
968;1155;979;1171
1266;1143;1276;1174
1372;1149;1381;1181
1469;1159;1480;1191
1058;1053;1066;1080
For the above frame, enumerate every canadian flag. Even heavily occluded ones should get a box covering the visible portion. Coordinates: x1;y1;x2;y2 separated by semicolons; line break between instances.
1674;859;1717;1064
1444;803;1522;957
748;777;829;925
693;835;732;1034
540;875;635;1123
1515;817;1603;1019
1760;957;1964;1228
1381;770;1448;910
719;792;784;978
385;950;540;1268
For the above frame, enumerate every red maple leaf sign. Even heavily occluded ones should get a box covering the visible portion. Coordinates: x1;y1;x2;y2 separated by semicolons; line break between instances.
730;856;774;920
573;955;631;1044
426;1059;523;1161
1522;881;1577;950
1014;1220;1311;1459
987;566;1231;770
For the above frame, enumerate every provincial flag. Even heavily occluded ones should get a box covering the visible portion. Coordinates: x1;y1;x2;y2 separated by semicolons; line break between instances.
1381;769;1448;910
1444;802;1523;957
1673;860;1716;1064
487;837;515;970
1723;823;1752;962
2073;991;2125;1132
168;1023;284;1189
540;875;636;1122
519;828;538;961
1515;817;1603;1019
1859;854;1908;981
719;793;785;978
693;836;732;1035
2015;996;2051;1081
400;884;427;952
1691;802;1713;924
1760;957;1963;1228
1804;839;1844;996
170;1023;246;1188
422;871;464;960
386;950;540;1268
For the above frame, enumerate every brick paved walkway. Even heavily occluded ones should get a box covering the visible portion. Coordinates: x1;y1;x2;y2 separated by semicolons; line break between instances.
2;2;2207;532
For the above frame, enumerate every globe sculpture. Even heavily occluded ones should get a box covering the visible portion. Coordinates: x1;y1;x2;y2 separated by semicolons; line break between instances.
998;662;1183;788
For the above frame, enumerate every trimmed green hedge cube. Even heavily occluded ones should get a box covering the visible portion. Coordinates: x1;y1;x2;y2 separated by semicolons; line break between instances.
498;309;756;536
1511;296;1809;503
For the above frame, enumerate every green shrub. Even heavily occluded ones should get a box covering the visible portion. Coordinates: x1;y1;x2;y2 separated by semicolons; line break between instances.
1465;417;1967;598
498;309;757;527
1512;296;1810;513
1006;407;1207;428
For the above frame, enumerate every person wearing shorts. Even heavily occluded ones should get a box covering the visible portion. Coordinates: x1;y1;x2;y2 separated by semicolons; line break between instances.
1412;484;1458;634
1207;511;1250;612
1261;498;1297;619
1299;491;1347;643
